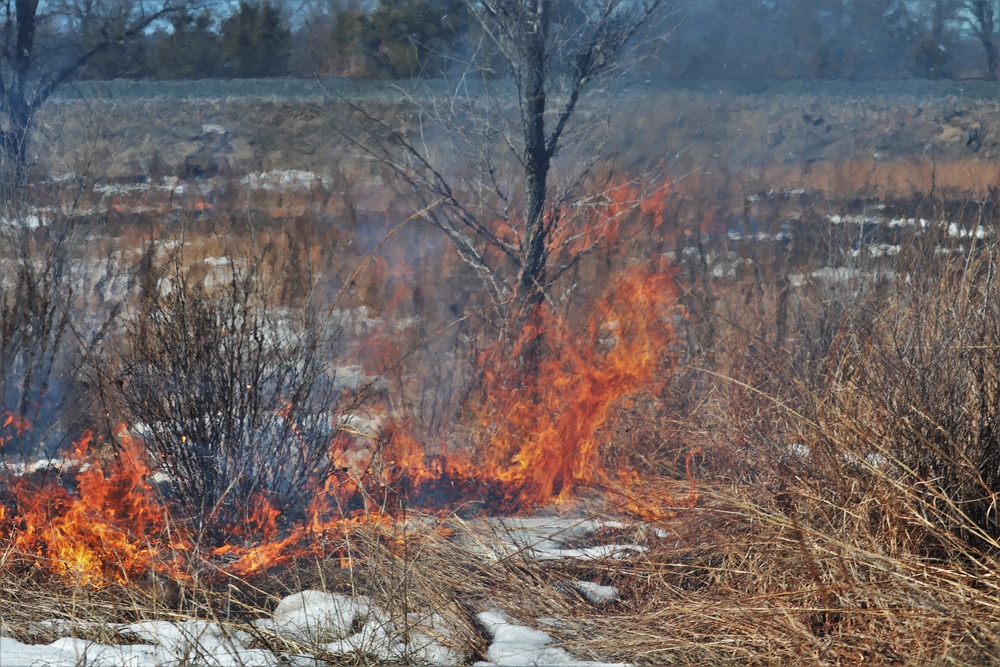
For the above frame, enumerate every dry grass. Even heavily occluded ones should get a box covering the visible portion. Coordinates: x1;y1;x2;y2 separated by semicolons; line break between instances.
10;182;1000;665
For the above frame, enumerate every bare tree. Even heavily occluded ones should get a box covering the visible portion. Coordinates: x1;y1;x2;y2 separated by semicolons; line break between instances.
0;0;192;187
354;0;670;327
966;0;1000;78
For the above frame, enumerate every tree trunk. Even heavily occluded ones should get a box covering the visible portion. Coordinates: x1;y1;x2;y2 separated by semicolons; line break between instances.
987;37;1000;79
972;1;1000;80
514;0;550;319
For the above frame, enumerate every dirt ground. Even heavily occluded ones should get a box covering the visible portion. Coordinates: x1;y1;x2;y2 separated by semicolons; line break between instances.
31;79;1000;209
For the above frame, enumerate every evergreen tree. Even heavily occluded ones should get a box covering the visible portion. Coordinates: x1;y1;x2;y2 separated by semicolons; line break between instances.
220;1;291;77
152;9;221;79
327;0;470;77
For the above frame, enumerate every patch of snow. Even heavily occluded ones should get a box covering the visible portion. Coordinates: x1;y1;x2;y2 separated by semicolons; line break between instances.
572;581;620;605
157;277;173;297
95;182;150;196
479;517;649;562
784;442;811;461
202;124;227;135
255;590;371;642
0;213;47;229
121;620;277;666
240;170;333;191
827;213;882;226
947;222;989;239
256;590;460;665
472;611;630;667
850;243;900;258
789;266;882;288
935;245;964;254
0;622;283;667
532;544;647;561
1;591;460;666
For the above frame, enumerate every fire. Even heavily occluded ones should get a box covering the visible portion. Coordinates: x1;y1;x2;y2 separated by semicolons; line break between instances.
548;173;671;256
0;258;684;588
2;428;186;587
2;412;30;436
0;145;686;593
478;266;681;508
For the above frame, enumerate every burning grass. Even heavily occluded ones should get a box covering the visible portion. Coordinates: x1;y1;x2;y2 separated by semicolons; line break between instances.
0;256;683;590
9;180;1000;665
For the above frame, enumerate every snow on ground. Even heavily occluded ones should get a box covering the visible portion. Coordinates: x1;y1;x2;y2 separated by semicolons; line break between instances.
0;590;459;666
240;170;333;191
472;612;630;667
0;516;651;666
0;212;48;229
571;581;620;605
478;516;652;561
0;588;634;666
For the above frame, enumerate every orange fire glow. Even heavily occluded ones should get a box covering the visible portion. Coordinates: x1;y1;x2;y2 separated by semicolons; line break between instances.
478;266;681;508
0;263;684;588
3;427;186;587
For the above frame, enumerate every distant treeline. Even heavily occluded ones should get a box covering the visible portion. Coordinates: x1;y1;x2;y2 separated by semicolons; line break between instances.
80;0;1000;81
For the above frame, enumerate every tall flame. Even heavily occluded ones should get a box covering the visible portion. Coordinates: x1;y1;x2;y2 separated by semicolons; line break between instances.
4;427;186;587
479;266;680;508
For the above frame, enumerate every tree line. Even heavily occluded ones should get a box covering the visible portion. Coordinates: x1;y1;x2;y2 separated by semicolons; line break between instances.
67;0;1000;81
80;0;471;80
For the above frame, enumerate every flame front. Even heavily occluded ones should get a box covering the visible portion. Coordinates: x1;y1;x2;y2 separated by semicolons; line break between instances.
3;428;186;586
0;258;681;587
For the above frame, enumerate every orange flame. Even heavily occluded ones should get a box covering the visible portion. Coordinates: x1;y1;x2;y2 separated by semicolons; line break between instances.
4;427;187;587
2;412;30;436
478;266;681;508
0;247;684;587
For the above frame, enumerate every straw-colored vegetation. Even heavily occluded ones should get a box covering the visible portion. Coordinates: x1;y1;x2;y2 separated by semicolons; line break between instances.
6;99;1000;665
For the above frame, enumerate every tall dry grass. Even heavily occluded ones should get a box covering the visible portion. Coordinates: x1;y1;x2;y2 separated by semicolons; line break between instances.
11;181;1000;666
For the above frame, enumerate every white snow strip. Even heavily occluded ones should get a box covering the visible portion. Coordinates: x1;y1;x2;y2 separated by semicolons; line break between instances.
240;170;333;191
850;243;900;258
0;626;282;667
572;581;620;605
2;591;460;666
472;611;630;667
479;517;651;562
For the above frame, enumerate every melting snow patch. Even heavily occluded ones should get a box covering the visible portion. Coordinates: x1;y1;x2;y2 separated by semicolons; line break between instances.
0;213;47;229
572;581;620;605
121;620;275;666
255;590;372;642
1;591;461;666
947;222;989;239
255;590;460;665
850;243;900;258
240;170;333;191
472;611;630;667
0;623;281;667
480;517;650;562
